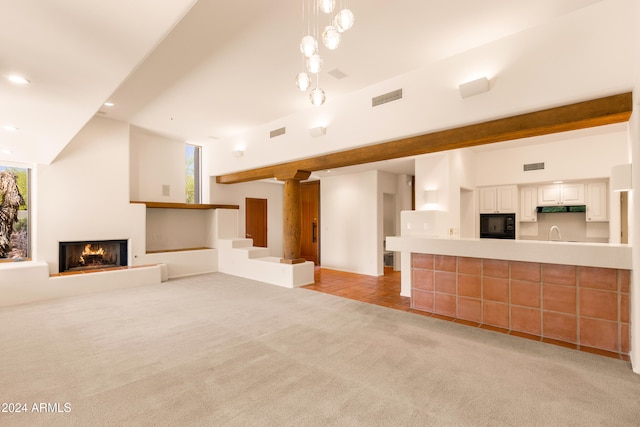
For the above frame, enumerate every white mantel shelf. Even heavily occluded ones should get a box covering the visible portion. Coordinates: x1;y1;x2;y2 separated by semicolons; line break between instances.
386;236;632;270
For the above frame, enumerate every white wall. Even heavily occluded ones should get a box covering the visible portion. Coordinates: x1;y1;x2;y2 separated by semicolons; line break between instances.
36;116;147;274
209;180;284;257
321;170;378;275
414;150;475;238
130;126;186;203
145;209;210;252
630;94;639;374
474;125;630;186
629;0;640;371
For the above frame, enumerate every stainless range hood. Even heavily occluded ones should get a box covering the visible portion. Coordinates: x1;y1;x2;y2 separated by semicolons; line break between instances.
536;205;586;213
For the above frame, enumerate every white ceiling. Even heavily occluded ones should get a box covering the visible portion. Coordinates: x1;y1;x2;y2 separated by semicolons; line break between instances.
0;0;604;166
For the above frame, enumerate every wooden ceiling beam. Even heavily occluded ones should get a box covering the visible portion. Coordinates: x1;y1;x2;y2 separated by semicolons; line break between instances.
216;92;633;184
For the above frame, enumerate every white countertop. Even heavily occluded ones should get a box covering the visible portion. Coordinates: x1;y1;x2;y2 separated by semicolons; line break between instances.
386;236;632;270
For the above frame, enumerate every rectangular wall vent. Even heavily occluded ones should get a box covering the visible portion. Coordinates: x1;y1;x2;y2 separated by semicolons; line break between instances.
270;127;286;138
523;162;545;171
372;89;403;107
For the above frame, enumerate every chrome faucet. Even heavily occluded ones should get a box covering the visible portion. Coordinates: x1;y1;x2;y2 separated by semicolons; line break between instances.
549;225;562;241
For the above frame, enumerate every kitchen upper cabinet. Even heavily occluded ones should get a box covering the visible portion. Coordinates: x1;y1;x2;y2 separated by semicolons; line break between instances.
586;181;608;222
537;183;585;206
479;185;517;213
519;186;538;222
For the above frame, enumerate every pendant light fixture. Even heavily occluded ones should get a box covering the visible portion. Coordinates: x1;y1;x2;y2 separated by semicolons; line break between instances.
310;87;326;107
334;8;354;32
295;72;311;91
295;0;355;107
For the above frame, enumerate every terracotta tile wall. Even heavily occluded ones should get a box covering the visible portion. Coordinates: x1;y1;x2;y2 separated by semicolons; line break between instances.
411;254;631;357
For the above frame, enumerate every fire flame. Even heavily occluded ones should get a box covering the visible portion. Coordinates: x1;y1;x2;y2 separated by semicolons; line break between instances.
79;243;105;264
82;244;105;256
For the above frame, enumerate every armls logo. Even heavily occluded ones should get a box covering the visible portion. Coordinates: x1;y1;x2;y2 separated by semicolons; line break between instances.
31;402;72;413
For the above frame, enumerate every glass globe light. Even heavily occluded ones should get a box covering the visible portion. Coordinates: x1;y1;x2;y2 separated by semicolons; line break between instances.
295;72;311;92
322;25;341;50
306;53;323;74
310;88;326;107
319;0;335;14
334;9;355;32
300;35;318;58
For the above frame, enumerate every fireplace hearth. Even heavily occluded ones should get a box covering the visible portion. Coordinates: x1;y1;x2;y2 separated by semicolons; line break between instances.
59;240;128;273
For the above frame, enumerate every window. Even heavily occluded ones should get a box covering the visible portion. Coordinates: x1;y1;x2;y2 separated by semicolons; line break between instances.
186;144;201;204
0;165;30;260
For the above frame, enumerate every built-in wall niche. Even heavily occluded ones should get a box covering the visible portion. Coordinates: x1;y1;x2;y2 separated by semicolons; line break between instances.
59;240;128;273
130;201;239;253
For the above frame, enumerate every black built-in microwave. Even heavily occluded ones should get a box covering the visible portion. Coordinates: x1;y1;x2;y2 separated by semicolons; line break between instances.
480;213;516;239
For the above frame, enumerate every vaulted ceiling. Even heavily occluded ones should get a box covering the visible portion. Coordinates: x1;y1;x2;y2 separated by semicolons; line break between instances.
0;0;609;165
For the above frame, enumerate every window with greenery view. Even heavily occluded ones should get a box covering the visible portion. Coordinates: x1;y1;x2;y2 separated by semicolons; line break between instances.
186;144;201;204
0;165;29;259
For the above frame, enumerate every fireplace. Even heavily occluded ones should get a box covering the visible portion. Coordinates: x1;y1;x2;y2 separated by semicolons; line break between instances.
59;240;128;273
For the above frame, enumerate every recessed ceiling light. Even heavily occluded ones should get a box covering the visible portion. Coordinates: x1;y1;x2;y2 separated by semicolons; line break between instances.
3;125;18;132
103;101;114;107
2;149;13;155
7;75;30;85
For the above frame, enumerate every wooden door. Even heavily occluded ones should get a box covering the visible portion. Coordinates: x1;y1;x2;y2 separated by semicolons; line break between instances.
245;198;267;247
300;181;320;264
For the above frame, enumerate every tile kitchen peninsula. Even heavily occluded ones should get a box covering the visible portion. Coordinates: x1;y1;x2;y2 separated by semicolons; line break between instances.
386;236;631;359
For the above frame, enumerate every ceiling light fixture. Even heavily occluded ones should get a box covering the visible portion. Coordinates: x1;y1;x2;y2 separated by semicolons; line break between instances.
3;125;18;132
309;126;327;137
7;75;30;85
458;77;490;98
2;149;12;155
104;101;115;107
296;0;354;107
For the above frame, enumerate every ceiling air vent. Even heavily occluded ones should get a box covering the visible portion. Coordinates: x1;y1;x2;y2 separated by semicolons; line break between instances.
372;89;403;107
328;68;347;80
270;127;286;138
523;162;545;171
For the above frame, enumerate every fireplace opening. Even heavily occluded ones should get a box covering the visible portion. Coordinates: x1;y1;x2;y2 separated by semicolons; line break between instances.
59;240;128;273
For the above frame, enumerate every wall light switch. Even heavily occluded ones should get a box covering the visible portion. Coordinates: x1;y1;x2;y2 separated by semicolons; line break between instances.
162;185;170;196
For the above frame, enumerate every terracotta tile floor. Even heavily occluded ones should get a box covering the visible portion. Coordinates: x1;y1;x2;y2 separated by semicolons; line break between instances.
303;267;628;361
304;267;411;311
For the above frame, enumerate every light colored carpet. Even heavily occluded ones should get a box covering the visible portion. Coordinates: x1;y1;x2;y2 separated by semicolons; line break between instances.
0;272;639;426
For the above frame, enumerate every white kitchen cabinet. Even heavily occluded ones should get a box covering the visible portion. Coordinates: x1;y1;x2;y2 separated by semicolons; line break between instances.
537;183;584;206
479;185;517;213
586;181;608;222
519;186;538;222
562;183;585;204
